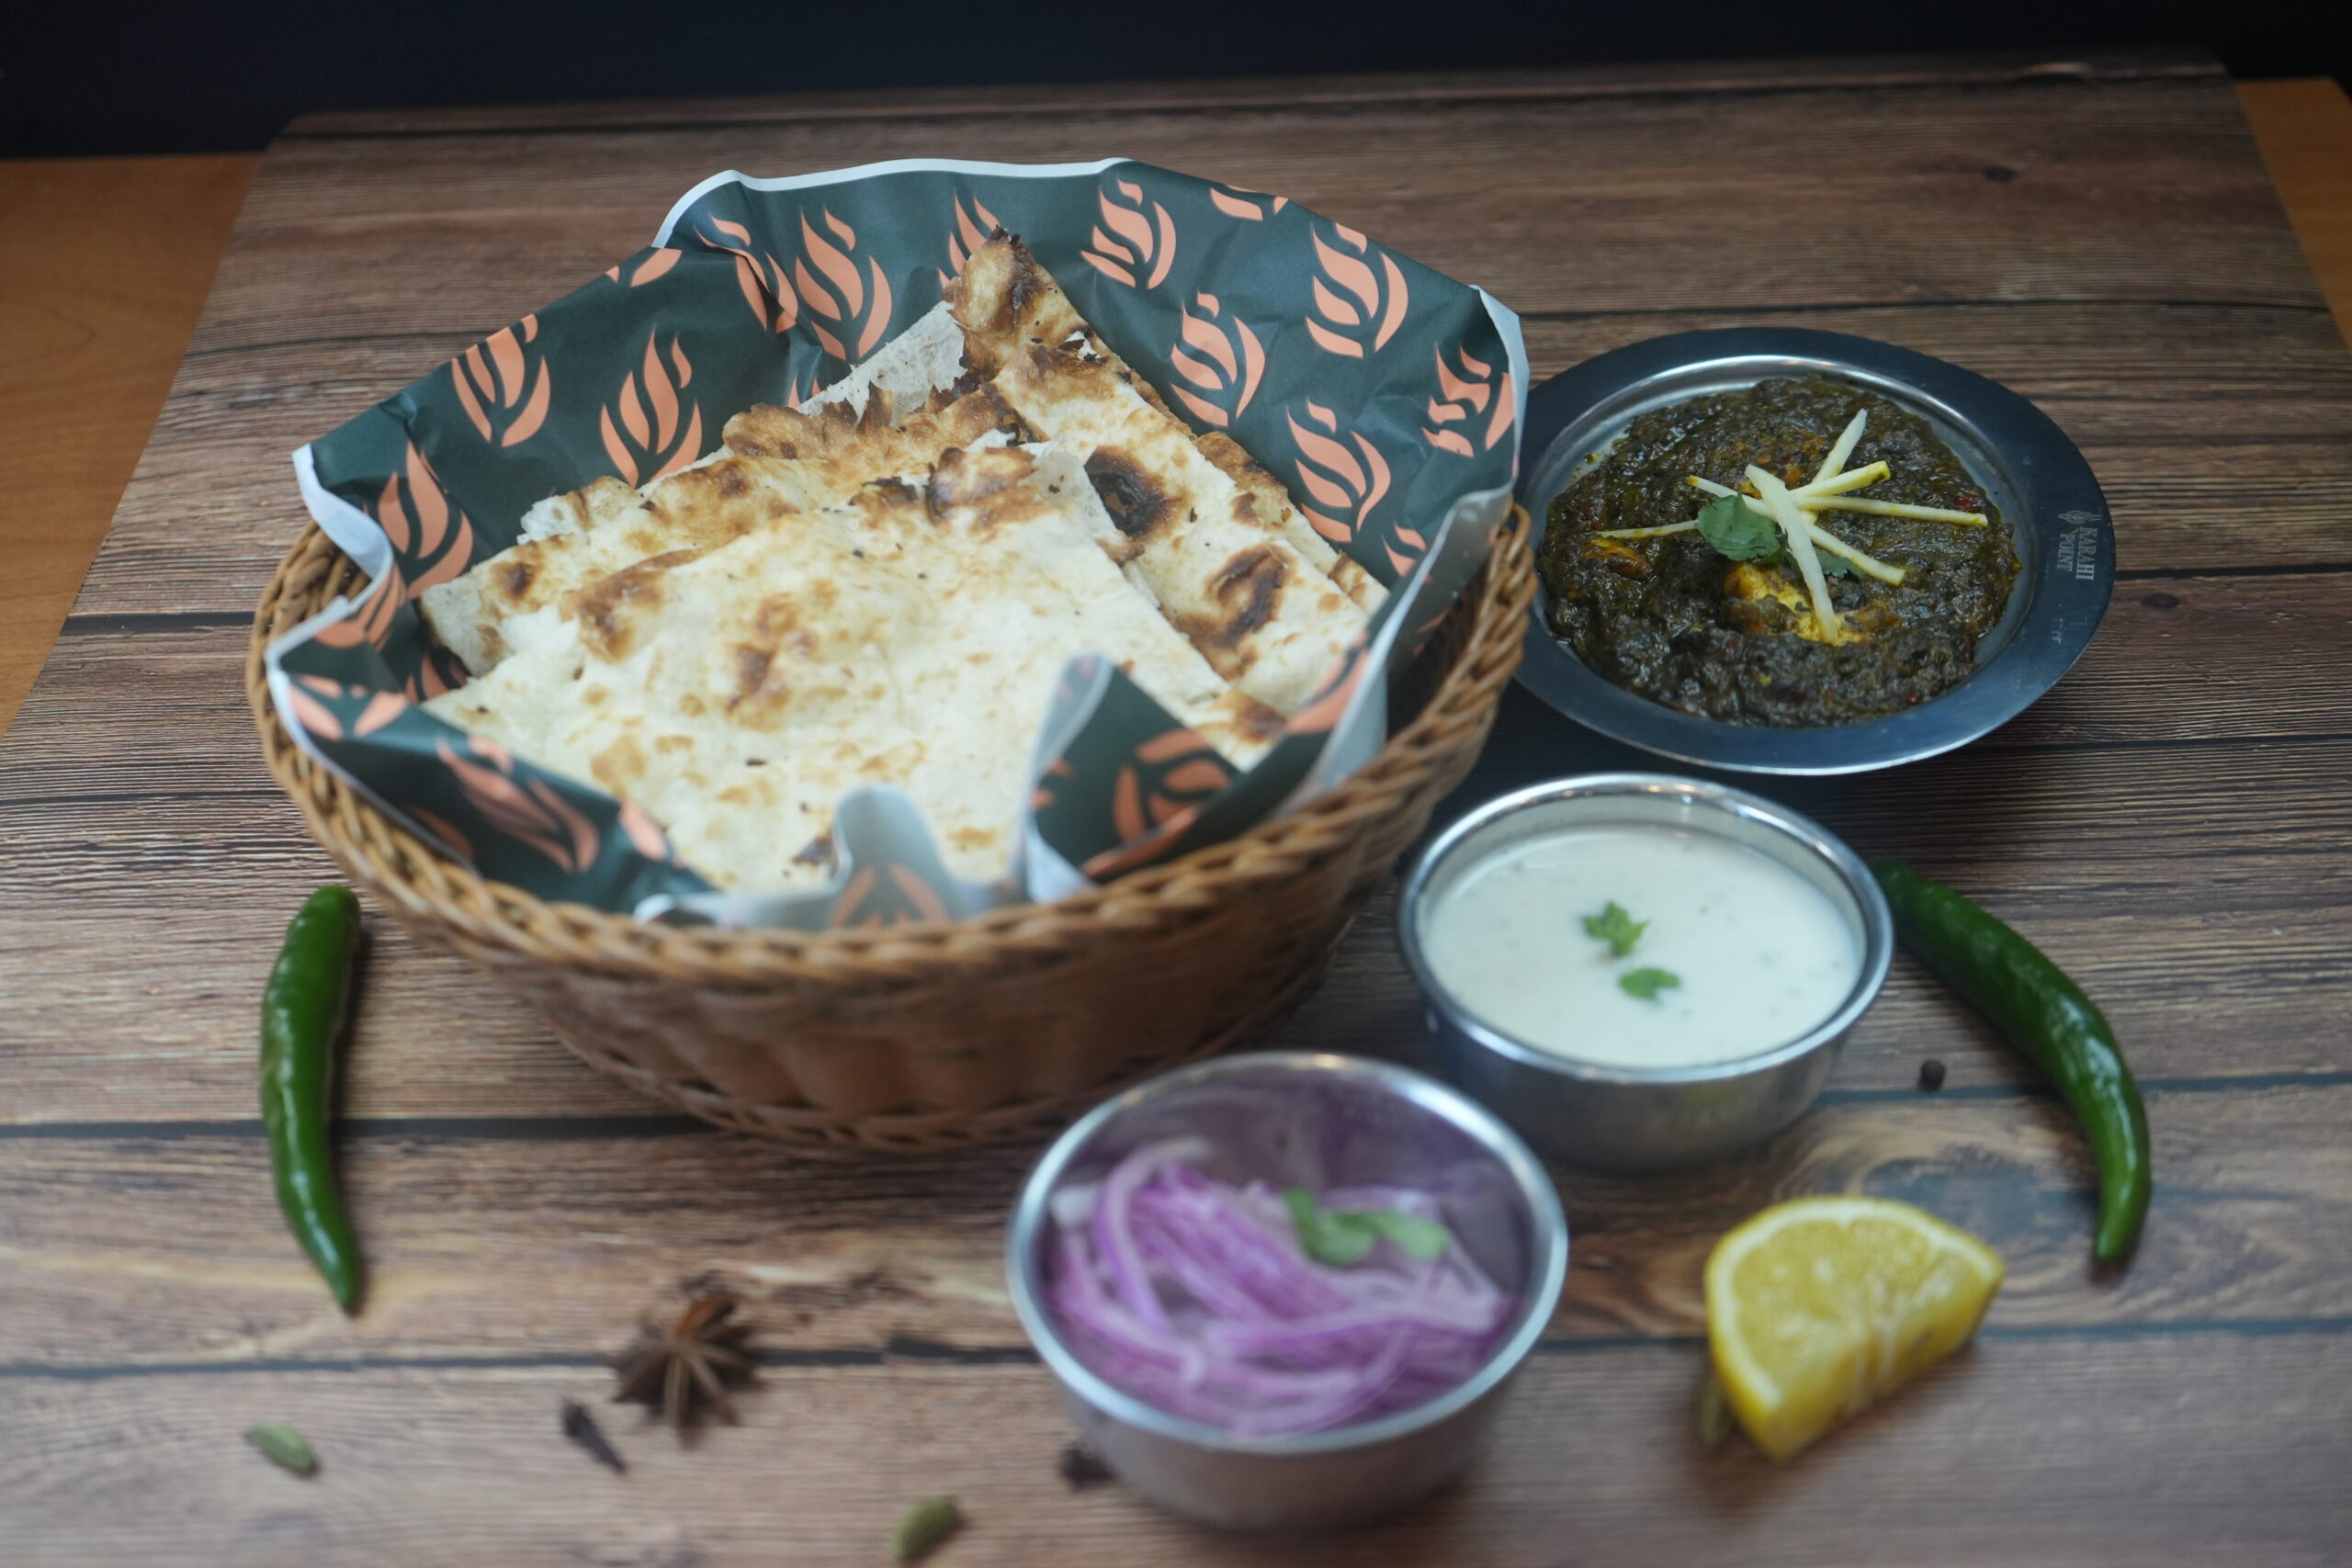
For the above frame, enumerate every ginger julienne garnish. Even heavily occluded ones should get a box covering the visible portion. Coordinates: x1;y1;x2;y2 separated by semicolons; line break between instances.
610;1292;759;1430
1593;409;1992;643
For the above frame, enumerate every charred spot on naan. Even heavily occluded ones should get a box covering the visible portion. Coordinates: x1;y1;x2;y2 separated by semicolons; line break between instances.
1197;432;1295;536
564;548;701;661
1161;545;1294;675
1082;447;1177;545
590;731;649;793
946;232;1065;367
928;445;1037;524
1225;693;1287;748
719;592;833;726
1207;546;1291;646
728;381;1030;468
954;234;1195;430
646;459;800;542
725;386;888;457
493;555;538;606
1198;431;1385;613
947;382;1034;446
729;645;777;713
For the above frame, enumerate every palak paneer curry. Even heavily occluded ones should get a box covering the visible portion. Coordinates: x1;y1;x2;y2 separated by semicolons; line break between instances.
1540;377;2018;728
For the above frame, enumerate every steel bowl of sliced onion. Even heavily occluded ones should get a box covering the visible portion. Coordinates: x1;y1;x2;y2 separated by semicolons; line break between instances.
1004;1052;1568;1531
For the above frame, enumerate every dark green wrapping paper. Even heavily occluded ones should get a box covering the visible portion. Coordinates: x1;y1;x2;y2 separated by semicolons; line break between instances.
268;158;1524;927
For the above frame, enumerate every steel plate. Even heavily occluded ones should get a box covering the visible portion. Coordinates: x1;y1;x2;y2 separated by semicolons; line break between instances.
1514;328;2113;773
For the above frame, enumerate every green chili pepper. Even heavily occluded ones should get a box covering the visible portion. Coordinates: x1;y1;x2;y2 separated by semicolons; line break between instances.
260;886;365;1312
1871;861;2151;1264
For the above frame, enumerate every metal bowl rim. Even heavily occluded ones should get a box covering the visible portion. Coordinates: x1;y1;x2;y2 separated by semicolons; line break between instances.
1003;1050;1570;1457
1514;327;2114;774
1396;773;1894;1088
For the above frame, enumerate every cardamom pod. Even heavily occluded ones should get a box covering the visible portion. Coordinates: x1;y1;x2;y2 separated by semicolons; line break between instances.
892;1495;962;1563
246;1420;319;1476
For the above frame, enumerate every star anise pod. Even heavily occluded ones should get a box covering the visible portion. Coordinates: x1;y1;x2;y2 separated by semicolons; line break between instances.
610;1291;758;1430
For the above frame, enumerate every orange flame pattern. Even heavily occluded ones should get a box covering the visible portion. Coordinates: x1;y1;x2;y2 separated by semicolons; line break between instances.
696;220;799;335
1081;179;1178;289
435;733;601;874
1285;400;1395;554
830;863;952;929
1108;728;1236;841
602;248;684;289
938;192;1002;288
792;209;896;361
599;333;704;487
407;807;473;863
1208;183;1289;221
361;443;476;592
1167;293;1266;430
1422;344;1516;457
405;634;469;704
451;312;553;449
1306;225;1409;359
1031;754;1077;814
1283;638;1370;739
282;675;409;743
616;799;676;863
1082;727;1238;880
311;569;407;653
310;561;466;701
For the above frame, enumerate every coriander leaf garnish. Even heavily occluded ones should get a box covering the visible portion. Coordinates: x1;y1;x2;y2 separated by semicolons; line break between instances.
1364;1210;1453;1261
1815;550;1858;580
1694;492;1783;563
1582;900;1648;958
1286;1190;1453;1268
1619;966;1682;1001
1286;1189;1377;1266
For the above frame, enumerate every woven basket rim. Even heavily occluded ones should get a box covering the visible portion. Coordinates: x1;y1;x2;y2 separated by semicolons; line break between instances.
247;506;1533;975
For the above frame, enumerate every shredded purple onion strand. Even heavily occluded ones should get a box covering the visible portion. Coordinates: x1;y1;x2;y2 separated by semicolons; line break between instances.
1047;1139;1516;1437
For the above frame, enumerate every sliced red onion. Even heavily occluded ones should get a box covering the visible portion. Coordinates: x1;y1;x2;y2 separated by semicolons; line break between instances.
1088;1136;1206;1332
1046;1142;1516;1437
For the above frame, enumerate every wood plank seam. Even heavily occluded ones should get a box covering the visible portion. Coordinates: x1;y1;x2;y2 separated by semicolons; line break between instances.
172;296;2342;368
5;1071;2347;1142
1510;298;2339;323
6;1320;2349;1387
276;57;2223;142
2114;561;2352;580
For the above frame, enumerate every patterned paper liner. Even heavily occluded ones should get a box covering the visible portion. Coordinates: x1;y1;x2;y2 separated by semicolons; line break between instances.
266;158;1525;929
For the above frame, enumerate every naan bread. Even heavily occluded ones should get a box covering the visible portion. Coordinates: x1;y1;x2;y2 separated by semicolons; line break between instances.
948;234;1383;715
419;382;1027;672
789;299;970;431
422;445;1277;892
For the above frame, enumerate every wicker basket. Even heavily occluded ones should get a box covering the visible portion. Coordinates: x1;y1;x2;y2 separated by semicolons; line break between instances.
247;506;1534;1151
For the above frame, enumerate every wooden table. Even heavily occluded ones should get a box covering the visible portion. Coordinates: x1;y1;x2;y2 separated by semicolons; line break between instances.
5;48;2348;1567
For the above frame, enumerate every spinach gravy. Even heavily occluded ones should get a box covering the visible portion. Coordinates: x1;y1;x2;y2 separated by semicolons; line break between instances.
1540;377;2018;728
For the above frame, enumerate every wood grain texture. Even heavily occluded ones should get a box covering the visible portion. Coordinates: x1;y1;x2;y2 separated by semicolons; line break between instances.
6;604;2352;1124
41;298;2352;621
2;50;2349;1564
5;1338;2348;1568
50;66;2349;622
0;153;256;736
2;1084;2346;1367
284;49;2220;138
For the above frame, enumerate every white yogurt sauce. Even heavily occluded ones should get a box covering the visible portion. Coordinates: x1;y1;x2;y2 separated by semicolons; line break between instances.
1420;824;1860;1070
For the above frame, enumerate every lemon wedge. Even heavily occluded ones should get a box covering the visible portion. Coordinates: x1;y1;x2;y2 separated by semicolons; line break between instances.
1704;1196;2005;1461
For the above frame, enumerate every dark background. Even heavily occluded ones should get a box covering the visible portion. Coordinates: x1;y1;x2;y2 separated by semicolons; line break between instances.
6;0;2340;155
